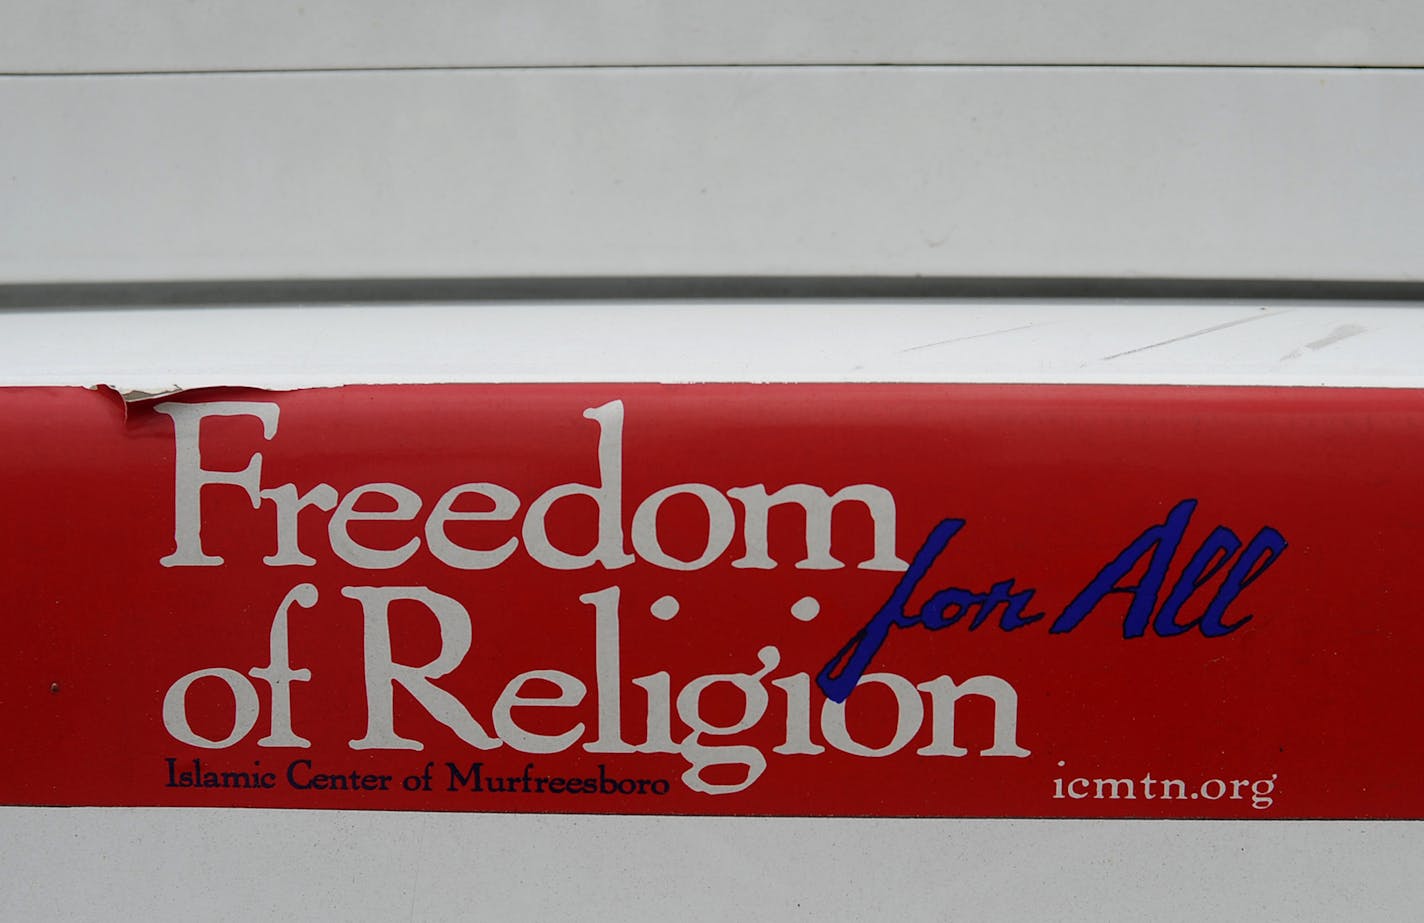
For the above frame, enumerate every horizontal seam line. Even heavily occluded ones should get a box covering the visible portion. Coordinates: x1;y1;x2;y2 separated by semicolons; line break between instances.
7;277;1424;310
2;62;1424;78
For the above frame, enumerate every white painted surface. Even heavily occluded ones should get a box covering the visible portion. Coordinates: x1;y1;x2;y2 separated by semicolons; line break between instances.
1;0;1420;70
3;68;1423;284
2;808;1417;922
0;301;1420;392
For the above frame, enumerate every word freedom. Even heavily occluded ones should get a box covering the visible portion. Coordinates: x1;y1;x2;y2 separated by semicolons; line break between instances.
156;399;909;574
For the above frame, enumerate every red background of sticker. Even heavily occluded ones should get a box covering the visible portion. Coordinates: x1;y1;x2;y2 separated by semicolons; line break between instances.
1;383;1419;818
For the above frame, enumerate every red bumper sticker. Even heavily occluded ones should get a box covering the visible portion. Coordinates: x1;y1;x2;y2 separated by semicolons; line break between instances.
2;383;1419;817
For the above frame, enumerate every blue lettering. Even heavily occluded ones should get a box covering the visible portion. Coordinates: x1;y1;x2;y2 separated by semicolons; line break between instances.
1050;499;1196;637
817;500;1286;702
1200;525;1287;636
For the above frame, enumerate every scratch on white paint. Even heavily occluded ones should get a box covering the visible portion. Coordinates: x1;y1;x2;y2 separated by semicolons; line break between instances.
900;322;1042;353
1099;309;1290;361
